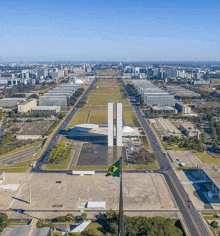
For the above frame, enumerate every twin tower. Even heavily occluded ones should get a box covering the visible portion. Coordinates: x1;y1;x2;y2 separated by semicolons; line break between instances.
108;100;123;147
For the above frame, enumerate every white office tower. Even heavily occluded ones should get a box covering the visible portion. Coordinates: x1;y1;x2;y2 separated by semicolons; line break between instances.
116;101;123;146
108;101;114;146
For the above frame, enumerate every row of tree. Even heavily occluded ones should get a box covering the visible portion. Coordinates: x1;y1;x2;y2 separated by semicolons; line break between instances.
67;88;85;106
164;135;205;152
101;210;183;236
207;115;220;153
48;143;73;164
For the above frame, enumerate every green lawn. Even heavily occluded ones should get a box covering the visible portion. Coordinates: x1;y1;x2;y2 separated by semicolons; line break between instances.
89;111;108;124
87;93;127;105
194;152;220;163
135;161;158;170
45;137;74;170
80;222;104;236
80;106;108;111
165;145;187;151
96;78;120;85
124;112;140;127
68;111;89;128
92;86;121;93
0;161;32;172
140;136;150;150
123;105;134;111
53;232;62;236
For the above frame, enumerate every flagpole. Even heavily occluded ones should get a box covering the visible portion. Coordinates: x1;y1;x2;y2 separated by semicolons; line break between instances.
118;156;124;236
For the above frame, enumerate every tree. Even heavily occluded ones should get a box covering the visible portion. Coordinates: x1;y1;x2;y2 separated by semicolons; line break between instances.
56;216;66;222
81;213;87;221
0;213;8;223
81;228;99;236
210;220;218;229
37;221;54;229
65;213;74;221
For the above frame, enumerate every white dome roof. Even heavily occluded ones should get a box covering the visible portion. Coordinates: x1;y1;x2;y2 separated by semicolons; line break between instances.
75;124;99;132
122;126;134;133
75;79;84;84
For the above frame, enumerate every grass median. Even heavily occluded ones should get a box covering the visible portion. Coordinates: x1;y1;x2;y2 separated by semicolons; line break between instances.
135;161;158;170
0;161;32;172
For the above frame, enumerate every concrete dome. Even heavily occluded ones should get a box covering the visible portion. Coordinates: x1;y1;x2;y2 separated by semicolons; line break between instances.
75;124;99;132
122;126;134;133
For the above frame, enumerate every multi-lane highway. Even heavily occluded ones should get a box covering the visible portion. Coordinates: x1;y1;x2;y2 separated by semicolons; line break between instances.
33;78;97;171
121;78;211;236
0;145;40;166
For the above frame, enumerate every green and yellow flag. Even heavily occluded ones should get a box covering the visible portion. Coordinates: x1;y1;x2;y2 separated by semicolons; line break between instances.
106;159;120;177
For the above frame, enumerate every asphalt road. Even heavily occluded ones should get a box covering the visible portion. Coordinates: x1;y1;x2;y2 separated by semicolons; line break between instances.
0;146;40;166
202;116;220;158
121;79;211;236
33;78;97;171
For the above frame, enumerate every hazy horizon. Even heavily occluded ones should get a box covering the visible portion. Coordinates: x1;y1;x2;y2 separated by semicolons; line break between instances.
1;0;220;62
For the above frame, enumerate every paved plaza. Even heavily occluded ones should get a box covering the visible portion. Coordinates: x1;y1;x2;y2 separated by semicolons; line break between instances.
0;173;177;218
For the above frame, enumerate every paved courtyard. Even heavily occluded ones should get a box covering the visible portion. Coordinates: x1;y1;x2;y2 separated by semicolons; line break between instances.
78;143;125;166
0;173;177;218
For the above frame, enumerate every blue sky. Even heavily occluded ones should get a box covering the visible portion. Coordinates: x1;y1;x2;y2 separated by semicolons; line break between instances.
1;0;220;61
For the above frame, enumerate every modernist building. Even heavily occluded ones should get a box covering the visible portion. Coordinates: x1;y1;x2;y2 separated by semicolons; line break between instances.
17;99;37;113
132;80;174;106
39;96;67;106
108;100;123;147
197;163;220;199
116;101;123;146
31;106;61;114
108;101;114;146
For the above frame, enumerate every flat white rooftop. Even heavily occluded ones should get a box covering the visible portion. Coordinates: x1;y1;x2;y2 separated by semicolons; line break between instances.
86;201;106;208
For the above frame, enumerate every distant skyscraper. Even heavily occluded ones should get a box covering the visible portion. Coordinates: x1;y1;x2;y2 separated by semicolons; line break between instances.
116;101;123;146
108;101;114;146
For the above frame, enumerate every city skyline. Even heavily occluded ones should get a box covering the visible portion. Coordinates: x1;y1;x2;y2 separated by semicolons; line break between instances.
1;0;220;61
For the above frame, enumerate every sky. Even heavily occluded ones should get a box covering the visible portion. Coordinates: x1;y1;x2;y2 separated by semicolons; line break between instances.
1;0;220;62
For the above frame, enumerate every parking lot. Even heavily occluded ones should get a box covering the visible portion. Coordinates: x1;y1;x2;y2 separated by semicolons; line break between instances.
18;120;55;136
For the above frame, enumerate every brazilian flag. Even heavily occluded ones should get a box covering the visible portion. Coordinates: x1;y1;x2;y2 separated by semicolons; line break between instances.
106;159;120;177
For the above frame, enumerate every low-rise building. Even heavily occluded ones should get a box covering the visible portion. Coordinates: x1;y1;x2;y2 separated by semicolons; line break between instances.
197;163;220;199
0;98;26;108
179;122;201;138
31;106;61;113
150;106;177;114
175;102;192;115
17;99;37;113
